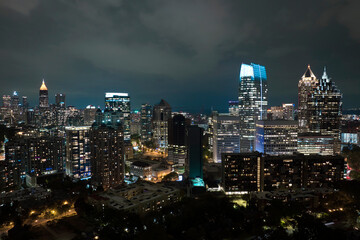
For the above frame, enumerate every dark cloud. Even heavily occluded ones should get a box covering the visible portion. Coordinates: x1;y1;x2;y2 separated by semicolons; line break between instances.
0;0;359;112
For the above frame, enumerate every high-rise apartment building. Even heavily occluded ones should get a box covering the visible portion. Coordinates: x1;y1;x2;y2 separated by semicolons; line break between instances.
238;63;268;152
3;135;64;190
105;92;131;141
65;126;91;179
91;122;124;190
222;152;263;194
152;99;172;151
222;153;344;194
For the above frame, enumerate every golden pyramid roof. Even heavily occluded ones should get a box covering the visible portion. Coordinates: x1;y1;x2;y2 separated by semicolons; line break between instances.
40;79;48;91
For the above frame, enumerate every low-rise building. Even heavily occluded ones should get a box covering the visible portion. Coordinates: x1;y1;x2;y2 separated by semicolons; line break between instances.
88;182;182;215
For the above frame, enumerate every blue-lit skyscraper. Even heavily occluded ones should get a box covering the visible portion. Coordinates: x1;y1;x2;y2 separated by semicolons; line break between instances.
105;92;131;141
238;63;268;152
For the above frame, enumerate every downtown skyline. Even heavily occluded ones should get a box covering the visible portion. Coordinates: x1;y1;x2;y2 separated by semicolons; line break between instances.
0;1;359;112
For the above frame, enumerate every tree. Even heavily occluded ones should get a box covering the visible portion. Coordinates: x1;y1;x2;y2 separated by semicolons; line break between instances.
343;145;360;171
162;172;178;182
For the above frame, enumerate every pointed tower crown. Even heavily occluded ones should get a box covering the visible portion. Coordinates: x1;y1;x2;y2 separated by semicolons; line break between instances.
302;65;316;79
322;66;329;81
40;79;48;91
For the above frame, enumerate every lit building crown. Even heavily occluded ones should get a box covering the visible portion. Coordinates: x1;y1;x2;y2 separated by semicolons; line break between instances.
40;79;48;91
302;65;316;79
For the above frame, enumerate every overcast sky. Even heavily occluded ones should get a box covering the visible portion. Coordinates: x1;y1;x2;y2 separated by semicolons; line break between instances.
0;0;359;112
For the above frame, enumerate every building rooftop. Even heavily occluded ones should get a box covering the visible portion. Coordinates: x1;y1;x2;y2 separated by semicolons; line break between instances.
40;79;48;91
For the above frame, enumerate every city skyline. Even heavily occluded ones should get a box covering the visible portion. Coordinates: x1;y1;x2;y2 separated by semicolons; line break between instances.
0;64;354;114
0;1;359;112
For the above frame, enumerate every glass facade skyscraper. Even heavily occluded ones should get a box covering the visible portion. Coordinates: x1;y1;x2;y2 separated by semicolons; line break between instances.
105;92;131;141
212;112;240;163
238;63;268;152
308;67;342;153
152;99;172;151
140;103;152;143
298;65;318;133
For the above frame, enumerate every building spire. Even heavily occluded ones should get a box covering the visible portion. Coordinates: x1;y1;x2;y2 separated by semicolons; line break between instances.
322;66;329;81
40;79;48;91
302;64;316;79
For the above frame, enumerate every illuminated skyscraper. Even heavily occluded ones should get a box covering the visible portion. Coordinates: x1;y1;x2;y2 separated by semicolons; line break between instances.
228;100;239;116
298;65;318;133
39;79;49;109
10;91;20;110
168;114;188;173
91;122;124;190
83;105;97;126
65;126;91;179
22;96;28;109
2;95;11;108
140;103;152;143
186;125;203;179
55;93;66;108
255;120;298;155
308;67;342;153
238;63;268;152
213;112;240;163
282;103;295;120
105;92;131;141
152;99;172;151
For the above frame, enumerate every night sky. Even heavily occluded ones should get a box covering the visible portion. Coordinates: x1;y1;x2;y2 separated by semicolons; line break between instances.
0;0;359;113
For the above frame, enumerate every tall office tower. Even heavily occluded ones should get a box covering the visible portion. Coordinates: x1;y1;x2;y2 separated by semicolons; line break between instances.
212;112;241;163
10;91;20;109
282;103;295;120
168;114;187;173
255;120;298;155
91;122;124;190
39;79;49;109
104;93;131;141
140;103;152;143
297;135;335;155
298;65;318;133
238;63;268;152
65;126;91;179
22;96;28;109
228;100;239;116
2;95;11;108
222;152;263;194
267;106;283;120
152;99;172;151
83;105;97;126
186;125;203;179
55;93;66;108
308;67;342;153
130;110;141;135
